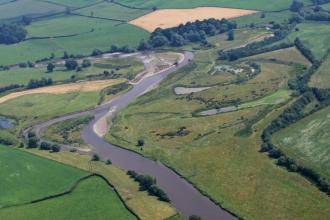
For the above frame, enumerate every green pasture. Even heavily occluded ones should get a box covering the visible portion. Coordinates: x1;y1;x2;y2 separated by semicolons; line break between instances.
233;10;292;27
309;55;330;89
0;176;136;220
273;105;330;181
0;16;148;65
0;0;65;21
116;0;312;11
321;2;330;10
75;2;149;21
0;145;87;207
46;0;102;8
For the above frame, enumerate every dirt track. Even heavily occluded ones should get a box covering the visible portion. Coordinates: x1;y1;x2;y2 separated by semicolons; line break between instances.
0;79;123;104
130;7;256;32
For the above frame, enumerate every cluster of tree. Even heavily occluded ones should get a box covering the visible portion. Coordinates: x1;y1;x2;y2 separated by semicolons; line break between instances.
290;0;305;12
218;30;291;61
104;83;130;96
0;84;22;93
139;18;237;49
0;24;27;44
26;132;39;148
312;0;330;5
27;78;53;89
127;171;170;202
39;142;61;152
294;38;317;64
109;45;135;53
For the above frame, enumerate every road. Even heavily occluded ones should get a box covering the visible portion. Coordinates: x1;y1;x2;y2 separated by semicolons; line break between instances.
27;51;237;220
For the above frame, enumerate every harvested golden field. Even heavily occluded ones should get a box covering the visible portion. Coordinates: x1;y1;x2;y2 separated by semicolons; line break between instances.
0;79;124;104
130;7;257;32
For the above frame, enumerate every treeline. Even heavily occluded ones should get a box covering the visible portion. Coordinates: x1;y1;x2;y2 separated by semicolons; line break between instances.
289;0;330;22
127;170;170;202
27;78;53;89
0;24;27;44
139;18;236;49
218;30;291;61
0;84;22;93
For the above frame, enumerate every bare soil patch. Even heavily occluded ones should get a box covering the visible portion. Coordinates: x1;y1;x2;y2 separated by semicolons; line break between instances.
0;79;123;104
130;7;257;32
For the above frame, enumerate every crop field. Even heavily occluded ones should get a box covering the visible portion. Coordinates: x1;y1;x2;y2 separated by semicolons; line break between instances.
116;0;312;11
130;7;256;32
0;56;144;87
309;55;330;89
0;145;87;207
272;105;330;181
0;176;136;220
26;149;177;220
106;32;330;219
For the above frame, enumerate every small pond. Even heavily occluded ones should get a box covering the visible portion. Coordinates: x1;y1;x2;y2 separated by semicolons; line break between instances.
0;116;14;129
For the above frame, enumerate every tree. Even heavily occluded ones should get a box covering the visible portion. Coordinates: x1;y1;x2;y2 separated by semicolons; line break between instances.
65;59;78;71
81;59;91;68
137;39;151;51
290;0;304;12
40;142;51;150
91;49;102;56
0;24;27;44
22;16;32;25
105;159;112;165
63;51;69;59
91;154;100;161
137;139;144;147
47;63;55;72
227;30;235;41
51;144;61;152
27;137;39;148
189;215;202;220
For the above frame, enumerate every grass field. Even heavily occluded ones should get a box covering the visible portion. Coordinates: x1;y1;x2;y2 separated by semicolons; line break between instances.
0;56;143;87
116;0;312;11
0;176;137;220
26;149;177;220
43;115;93;149
0;91;100;130
275;22;330;60
244;47;311;66
105;33;330;219
309;55;330;89
0;0;65;21
321;2;330;10
233;10;292;27
46;0;101;8
272;105;330;181
75;2;149;21
0;16;148;65
0;145;88;207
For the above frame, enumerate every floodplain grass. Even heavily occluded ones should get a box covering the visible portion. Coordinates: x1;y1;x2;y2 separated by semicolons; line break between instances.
116;0;312;11
24;149;177;220
243;47;311;66
106;32;330;219
75;2;149;21
309;55;330;89
0;91;100;129
0;144;88;207
0;16;149;65
272;105;330;181
0;176;137;220
0;0;65;21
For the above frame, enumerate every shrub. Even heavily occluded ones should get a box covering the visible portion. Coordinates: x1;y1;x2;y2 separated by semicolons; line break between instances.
51;144;61;152
39;142;51;150
91;154;100;161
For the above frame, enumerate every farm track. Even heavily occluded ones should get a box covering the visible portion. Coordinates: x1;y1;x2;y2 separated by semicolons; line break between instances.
27;51;237;220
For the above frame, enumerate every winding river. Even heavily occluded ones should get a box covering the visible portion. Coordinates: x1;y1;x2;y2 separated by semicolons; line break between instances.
28;51;237;220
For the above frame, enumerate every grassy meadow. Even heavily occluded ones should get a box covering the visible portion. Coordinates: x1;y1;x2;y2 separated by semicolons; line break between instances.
309;55;330;89
116;0;312;11
272;105;330;181
0;145;88;207
0;176;137;220
26;149;177;220
105;32;330;219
